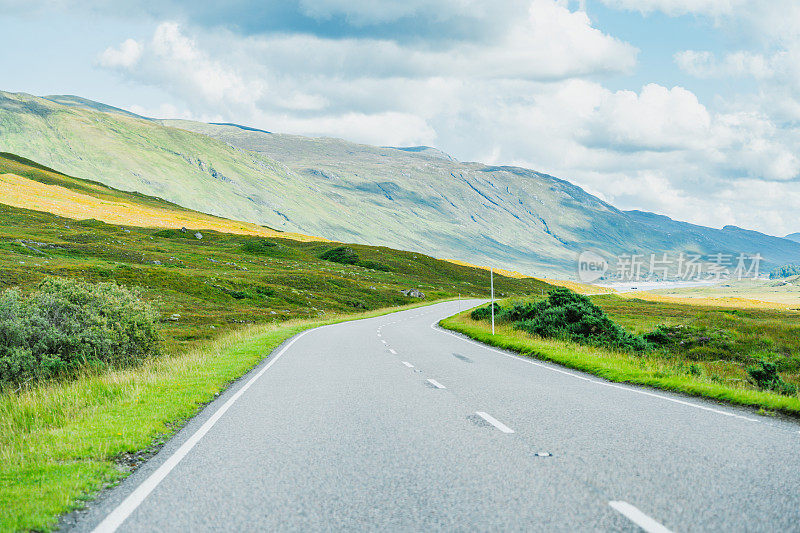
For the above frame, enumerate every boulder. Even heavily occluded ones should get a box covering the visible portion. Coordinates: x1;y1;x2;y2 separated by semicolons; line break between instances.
400;288;425;298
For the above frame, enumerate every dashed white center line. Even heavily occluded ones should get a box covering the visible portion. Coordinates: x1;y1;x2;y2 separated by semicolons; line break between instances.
389;349;397;354
402;361;414;368
427;379;446;389
475;411;514;433
609;501;672;533
381;340;387;344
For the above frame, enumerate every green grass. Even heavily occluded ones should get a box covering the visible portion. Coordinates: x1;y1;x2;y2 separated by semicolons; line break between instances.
593;295;800;384
0;198;550;355
441;304;800;418
0;298;452;532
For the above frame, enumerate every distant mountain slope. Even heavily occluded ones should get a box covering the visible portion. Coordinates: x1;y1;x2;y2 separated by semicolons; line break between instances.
42;94;148;119
786;233;800;244
1;90;799;277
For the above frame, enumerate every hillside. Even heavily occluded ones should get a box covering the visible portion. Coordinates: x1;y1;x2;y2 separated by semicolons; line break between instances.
0;153;321;241
0;153;551;350
2;90;799;277
786;233;800;244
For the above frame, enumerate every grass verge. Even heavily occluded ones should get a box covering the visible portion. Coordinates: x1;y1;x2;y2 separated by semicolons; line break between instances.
0;298;449;532
439;310;800;417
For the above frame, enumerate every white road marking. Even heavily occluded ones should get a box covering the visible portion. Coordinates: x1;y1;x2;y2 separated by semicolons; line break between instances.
427;379;446;389
381;340;387;344
402;361;414;368
389;349;397;355
432;322;758;423
475;411;514;433
91;329;314;533
609;501;673;533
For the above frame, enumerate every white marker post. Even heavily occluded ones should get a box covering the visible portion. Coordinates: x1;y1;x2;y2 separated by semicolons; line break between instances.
490;267;495;335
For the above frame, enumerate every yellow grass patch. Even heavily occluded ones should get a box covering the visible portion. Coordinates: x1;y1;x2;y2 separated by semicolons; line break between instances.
619;291;794;310
0;173;325;242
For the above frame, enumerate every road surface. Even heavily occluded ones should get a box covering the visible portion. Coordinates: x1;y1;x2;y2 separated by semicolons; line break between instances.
72;300;800;532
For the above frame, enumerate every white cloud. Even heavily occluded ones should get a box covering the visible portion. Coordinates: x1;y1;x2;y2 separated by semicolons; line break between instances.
584;84;711;151
97;38;142;68
93;2;800;237
599;0;744;17
674;50;773;79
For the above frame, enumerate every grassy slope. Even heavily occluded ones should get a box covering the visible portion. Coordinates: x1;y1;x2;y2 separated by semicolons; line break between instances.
0;155;550;353
440;309;800;417
0;300;453;532
0;152;320;241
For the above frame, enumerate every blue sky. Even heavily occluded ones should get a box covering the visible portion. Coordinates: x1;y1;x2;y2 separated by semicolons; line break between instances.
1;0;799;236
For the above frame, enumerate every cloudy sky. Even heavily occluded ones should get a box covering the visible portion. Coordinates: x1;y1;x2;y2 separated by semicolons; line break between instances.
2;0;799;237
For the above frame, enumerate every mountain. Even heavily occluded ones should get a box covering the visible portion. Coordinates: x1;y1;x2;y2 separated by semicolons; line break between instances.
786;233;800;244
1;90;799;277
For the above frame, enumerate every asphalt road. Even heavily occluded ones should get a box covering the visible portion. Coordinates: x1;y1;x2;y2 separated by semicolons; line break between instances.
73;300;800;532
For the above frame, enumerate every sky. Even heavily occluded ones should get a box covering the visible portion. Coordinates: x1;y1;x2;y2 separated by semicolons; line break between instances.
1;0;799;237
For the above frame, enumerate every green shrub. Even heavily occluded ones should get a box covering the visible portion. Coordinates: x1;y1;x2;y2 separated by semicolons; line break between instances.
474;288;649;352
0;279;161;388
644;324;733;359
152;229;183;238
358;260;392;272
515;288;648;351
470;302;501;321
769;264;800;279
241;239;279;254
319;246;359;265
747;360;798;396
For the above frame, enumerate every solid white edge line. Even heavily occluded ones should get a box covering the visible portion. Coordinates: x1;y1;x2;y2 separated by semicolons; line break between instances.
609;501;673;533
475;411;514;433
91;329;315;533
427;378;446;389
402;361;414;368
431;322;758;422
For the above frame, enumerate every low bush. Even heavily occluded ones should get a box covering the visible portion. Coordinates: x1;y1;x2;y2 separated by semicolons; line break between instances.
644;325;733;360
0;278;161;388
358;260;392;272
472;289;649;351
241;239;279;254
152;229;183;238
319;246;360;265
470;302;500;321
769;264;800;279
747;360;798;396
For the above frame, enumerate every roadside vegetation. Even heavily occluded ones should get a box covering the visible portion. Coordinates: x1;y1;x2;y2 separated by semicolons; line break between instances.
0;279;160;388
455;289;800;415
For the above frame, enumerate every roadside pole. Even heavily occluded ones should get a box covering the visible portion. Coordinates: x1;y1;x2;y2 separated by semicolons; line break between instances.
490;267;495;335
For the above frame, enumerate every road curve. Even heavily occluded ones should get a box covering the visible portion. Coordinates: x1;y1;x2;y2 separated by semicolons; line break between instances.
71;300;800;532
